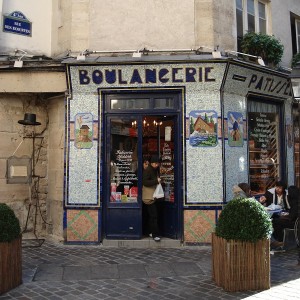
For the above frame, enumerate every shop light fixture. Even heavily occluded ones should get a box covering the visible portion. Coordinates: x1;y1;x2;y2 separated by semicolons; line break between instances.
74;47;224;60
13;49;32;68
226;50;265;66
132;51;142;58
14;59;23;68
196;46;221;58
212;51;222;58
76;49;89;61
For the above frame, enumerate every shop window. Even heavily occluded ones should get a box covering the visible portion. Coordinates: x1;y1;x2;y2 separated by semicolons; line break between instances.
258;1;266;34
110;98;150;110
153;97;174;109
107;92;178;112
289;13;300;55
248;100;282;195
110;119;138;203
293;104;300;187
236;0;268;51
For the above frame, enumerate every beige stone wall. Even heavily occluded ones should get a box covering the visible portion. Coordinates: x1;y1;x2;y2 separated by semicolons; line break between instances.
52;0;72;57
0;72;66;93
0;94;49;238
71;0;90;52
63;0;236;54
0;68;66;241
195;0;236;52
47;96;65;241
66;0;196;52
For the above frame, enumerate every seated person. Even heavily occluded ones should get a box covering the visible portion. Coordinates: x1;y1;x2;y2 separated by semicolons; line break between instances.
232;182;252;199
259;180;289;211
271;185;300;243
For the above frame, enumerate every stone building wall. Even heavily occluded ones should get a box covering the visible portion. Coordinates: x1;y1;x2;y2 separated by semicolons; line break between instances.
0;94;49;238
46;96;65;241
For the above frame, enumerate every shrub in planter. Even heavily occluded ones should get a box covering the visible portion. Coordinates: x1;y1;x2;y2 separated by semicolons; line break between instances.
0;203;22;295
241;32;284;66
212;197;273;292
215;197;272;242
0;203;21;242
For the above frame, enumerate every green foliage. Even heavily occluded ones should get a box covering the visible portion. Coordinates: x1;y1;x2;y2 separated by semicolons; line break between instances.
0;204;21;243
215;197;272;243
241;32;284;66
291;52;300;68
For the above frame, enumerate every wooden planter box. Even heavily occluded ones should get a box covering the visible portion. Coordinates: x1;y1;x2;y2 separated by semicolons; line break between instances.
212;233;270;292
0;236;22;295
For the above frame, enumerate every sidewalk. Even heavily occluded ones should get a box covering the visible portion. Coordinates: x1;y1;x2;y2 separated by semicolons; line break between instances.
0;239;300;299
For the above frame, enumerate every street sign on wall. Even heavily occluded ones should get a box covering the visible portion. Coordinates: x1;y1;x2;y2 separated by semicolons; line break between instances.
3;11;32;37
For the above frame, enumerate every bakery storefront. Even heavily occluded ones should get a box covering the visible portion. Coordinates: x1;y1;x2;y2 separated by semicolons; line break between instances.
63;56;294;244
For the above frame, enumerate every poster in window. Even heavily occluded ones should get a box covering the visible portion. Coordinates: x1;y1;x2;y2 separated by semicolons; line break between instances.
189;110;218;147
228;111;243;147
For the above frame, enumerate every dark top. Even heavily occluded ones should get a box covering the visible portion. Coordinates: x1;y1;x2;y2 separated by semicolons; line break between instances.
287;186;300;222
143;165;159;187
264;189;289;210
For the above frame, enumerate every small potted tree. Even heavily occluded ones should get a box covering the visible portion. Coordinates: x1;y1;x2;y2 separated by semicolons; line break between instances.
241;32;284;67
0;203;22;295
212;197;272;292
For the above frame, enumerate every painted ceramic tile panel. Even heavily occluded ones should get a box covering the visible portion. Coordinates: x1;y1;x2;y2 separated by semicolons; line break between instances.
227;111;243;147
184;210;220;243
74;113;93;149
66;210;98;242
189;110;218;147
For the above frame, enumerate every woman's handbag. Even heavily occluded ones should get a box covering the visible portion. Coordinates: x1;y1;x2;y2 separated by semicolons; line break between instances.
142;185;156;204
153;183;164;199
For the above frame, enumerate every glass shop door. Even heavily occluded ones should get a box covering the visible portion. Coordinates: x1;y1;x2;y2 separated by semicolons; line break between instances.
104;114;180;239
105;115;142;239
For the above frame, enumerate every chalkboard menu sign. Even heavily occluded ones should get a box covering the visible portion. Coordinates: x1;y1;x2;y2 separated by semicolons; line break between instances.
248;112;280;195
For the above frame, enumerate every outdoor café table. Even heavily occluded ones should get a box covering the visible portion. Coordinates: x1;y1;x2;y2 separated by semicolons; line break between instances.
265;207;282;217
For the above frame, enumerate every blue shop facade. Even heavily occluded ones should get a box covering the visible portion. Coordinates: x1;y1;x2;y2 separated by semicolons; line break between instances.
63;56;294;244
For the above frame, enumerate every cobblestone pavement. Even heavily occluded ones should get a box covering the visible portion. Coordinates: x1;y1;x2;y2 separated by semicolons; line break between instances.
1;240;300;299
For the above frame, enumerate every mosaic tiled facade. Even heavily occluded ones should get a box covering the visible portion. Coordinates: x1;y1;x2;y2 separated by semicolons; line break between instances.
66;210;99;242
184;210;220;243
64;58;294;243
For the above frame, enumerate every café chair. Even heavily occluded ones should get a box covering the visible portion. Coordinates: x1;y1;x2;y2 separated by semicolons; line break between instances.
283;217;299;250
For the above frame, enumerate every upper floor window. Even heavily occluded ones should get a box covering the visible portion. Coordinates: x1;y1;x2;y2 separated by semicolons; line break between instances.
296;19;300;53
290;14;300;55
236;0;268;51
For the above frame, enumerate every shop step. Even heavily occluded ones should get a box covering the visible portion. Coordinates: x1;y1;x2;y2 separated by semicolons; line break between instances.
101;237;182;248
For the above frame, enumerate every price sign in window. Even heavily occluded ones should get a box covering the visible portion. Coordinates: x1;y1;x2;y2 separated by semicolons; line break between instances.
248;102;281;195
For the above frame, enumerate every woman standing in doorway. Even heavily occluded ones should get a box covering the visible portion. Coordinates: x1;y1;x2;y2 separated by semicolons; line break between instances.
142;155;161;242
